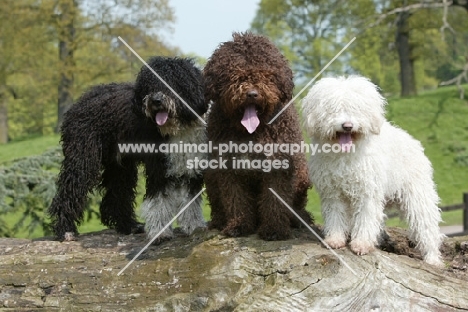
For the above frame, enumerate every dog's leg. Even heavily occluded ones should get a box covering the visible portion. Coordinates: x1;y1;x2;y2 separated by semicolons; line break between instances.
176;177;206;235
49;146;101;241
400;188;444;267
291;173;313;228
100;159;140;235
321;197;349;249
349;197;385;255
214;173;258;237
140;191;174;243
205;170;227;231
140;161;175;243
257;176;293;241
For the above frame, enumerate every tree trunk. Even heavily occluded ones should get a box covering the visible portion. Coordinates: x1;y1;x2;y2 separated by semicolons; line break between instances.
0;95;7;144
396;10;417;97
0;228;467;311
0;75;9;143
56;0;76;132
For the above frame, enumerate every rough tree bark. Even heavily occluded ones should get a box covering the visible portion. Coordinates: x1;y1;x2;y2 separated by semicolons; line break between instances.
0;228;467;311
396;10;417;97
0;87;8;144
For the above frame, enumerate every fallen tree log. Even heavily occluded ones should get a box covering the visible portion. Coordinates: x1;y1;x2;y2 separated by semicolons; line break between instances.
0;228;467;311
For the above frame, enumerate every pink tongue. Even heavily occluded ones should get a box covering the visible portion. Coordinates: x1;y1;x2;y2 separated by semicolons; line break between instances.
339;132;353;152
241;105;260;134
156;111;168;126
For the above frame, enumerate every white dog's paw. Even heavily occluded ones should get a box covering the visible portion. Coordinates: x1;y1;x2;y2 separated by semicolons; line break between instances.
179;221;207;236
146;227;174;245
64;232;76;241
324;235;347;249
424;254;444;268
350;239;375;255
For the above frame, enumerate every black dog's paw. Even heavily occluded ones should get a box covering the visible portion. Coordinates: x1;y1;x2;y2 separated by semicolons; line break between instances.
130;222;145;234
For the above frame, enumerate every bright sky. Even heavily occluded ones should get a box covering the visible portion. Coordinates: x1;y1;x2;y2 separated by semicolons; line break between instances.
167;0;261;59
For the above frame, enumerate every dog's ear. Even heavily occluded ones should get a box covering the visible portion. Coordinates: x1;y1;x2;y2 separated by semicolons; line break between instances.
303;114;317;137
370;114;385;135
370;95;387;135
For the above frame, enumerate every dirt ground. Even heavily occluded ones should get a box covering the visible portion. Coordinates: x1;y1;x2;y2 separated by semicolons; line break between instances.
377;227;468;280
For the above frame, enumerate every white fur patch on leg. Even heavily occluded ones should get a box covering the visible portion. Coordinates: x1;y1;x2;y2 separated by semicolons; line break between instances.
140;195;174;241
177;195;206;235
141;187;206;241
321;198;349;249
349;197;384;256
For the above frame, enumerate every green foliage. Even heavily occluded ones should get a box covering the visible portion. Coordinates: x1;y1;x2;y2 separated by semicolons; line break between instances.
0;146;101;237
385;85;468;225
251;0;368;80
0;134;60;164
251;0;468;95
387;85;468;182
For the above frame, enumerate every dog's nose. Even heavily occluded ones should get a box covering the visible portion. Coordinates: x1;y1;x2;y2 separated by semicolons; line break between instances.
342;122;353;132
152;92;164;103
247;90;258;98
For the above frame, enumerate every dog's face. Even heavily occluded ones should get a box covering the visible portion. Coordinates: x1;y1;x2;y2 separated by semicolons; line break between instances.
203;32;294;134
134;57;207;136
302;76;386;148
141;91;179;134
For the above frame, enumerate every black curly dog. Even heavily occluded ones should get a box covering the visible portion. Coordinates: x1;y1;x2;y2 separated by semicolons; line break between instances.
49;57;208;242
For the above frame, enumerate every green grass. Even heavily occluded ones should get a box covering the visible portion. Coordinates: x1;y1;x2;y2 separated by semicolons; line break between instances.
1;85;467;238
0;134;60;164
383;85;468;226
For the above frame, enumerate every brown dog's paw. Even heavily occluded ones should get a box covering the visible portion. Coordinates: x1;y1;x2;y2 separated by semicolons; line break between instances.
222;219;256;237
258;226;291;241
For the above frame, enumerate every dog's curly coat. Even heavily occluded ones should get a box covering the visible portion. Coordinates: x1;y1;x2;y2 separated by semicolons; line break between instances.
49;57;208;242
302;75;444;266
203;32;313;240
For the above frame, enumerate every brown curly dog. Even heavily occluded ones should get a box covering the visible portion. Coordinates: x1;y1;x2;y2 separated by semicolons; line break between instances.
203;32;313;240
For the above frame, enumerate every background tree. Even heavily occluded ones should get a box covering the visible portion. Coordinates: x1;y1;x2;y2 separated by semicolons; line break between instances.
51;0;177;130
0;1;50;142
56;0;77;132
358;0;468;96
251;0;369;82
0;0;178;141
251;0;468;97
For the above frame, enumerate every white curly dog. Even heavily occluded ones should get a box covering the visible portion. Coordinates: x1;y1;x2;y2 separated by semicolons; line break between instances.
302;75;444;266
